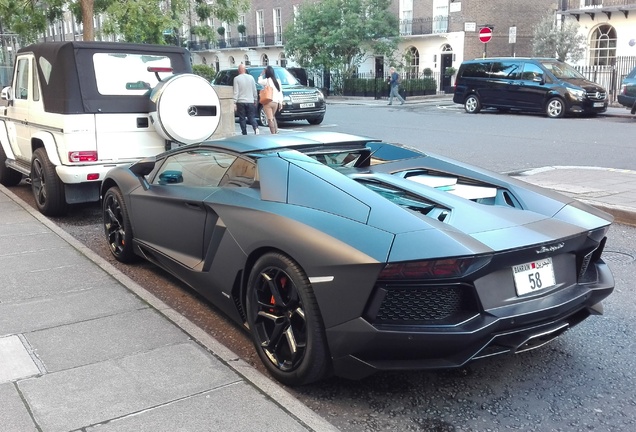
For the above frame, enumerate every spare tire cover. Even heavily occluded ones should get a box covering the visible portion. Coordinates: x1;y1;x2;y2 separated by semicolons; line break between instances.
149;74;221;145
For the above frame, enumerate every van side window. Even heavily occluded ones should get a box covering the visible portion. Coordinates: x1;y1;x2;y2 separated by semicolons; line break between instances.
521;63;544;81
461;62;491;78
489;61;520;80
15;58;29;100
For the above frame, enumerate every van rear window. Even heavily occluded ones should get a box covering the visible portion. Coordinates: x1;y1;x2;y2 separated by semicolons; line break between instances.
460;62;491;78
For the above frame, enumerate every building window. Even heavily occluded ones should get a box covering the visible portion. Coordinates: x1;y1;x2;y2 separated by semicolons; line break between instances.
400;0;413;36
256;10;265;46
406;46;419;78
433;0;449;33
273;8;282;45
229;56;235;66
239;15;246;42
261;54;269;66
279;53;287;68
244;54;251;65
590;24;617;66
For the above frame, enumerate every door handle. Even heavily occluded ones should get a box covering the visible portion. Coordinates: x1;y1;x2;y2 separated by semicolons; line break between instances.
184;201;204;210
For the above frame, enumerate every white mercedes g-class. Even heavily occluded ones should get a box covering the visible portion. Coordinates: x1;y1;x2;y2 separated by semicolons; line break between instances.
0;41;221;216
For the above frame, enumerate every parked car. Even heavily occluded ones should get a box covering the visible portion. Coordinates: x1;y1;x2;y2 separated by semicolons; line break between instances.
453;57;608;118
0;41;221;216
212;66;325;126
617;66;636;114
101;131;614;386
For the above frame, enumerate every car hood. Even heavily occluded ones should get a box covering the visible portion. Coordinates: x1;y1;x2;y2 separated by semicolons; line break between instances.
562;78;605;93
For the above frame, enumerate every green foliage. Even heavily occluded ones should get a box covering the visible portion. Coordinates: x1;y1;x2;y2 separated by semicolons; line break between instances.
533;14;586;62
444;66;457;77
192;64;216;81
342;77;436;96
284;0;399;82
237;24;246;34
0;0;248;45
422;67;433;77
217;26;225;35
191;25;215;41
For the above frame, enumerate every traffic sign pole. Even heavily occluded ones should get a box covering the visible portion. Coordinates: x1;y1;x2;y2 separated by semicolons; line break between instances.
479;26;493;58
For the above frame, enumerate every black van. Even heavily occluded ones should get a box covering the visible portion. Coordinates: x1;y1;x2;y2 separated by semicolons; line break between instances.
453;58;608;118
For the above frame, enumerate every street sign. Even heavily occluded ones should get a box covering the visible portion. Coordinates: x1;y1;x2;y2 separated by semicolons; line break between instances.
479;27;492;44
509;26;517;44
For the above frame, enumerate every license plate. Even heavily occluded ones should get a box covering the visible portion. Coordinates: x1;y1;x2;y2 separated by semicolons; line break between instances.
512;257;556;296
593;102;604;108
300;103;315;108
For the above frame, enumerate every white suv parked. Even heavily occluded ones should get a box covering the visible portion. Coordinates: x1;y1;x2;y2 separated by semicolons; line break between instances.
0;41;221;216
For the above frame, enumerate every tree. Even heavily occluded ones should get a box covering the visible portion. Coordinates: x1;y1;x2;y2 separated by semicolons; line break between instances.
533;14;586;63
283;0;399;80
0;0;248;45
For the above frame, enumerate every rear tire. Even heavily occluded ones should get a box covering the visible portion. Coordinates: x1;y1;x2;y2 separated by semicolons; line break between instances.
31;148;67;216
0;145;22;186
464;94;481;113
546;97;565;118
246;252;331;386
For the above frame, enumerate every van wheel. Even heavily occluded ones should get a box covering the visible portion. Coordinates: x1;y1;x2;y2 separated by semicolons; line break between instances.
546;97;565;118
0;145;23;186
464;95;481;114
258;106;268;127
31;148;67;216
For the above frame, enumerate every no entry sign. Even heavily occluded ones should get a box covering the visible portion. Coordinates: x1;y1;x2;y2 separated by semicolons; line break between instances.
479;27;492;43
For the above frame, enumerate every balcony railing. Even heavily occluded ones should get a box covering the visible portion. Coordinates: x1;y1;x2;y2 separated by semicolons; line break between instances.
561;0;636;11
189;33;286;51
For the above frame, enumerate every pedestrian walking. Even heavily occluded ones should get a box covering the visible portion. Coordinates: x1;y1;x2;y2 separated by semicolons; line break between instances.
258;66;284;134
233;64;259;135
387;67;405;106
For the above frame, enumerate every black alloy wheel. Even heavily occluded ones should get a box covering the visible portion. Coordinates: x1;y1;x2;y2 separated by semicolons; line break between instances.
246;252;331;386
31;148;67;216
103;186;136;263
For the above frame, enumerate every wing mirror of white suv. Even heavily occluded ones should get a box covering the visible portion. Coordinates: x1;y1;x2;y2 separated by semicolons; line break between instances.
1;86;13;104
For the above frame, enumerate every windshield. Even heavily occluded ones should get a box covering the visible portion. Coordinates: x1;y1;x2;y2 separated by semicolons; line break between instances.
541;61;586;80
248;68;300;86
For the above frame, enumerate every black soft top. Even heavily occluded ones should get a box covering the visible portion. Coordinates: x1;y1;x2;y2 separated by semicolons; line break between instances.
19;41;191;114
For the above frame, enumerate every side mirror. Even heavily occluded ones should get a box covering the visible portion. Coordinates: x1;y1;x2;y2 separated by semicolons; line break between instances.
1;86;13;102
158;170;183;185
532;75;544;84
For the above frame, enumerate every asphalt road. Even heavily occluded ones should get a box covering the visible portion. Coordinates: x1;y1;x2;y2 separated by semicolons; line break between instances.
7;105;636;431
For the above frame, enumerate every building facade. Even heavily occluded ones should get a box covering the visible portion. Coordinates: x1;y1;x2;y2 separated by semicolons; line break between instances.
37;0;636;95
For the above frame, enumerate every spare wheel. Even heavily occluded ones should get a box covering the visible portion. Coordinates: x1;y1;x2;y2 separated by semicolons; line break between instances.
149;74;221;145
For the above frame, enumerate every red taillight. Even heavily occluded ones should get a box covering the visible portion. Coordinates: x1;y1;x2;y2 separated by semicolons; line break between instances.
379;256;490;280
147;66;173;73
69;151;98;162
87;173;100;181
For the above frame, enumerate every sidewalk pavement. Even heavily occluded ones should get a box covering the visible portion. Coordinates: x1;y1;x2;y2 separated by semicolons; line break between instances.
1;108;634;432
0;185;339;432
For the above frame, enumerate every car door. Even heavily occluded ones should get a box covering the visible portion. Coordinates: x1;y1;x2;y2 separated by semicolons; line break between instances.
129;148;238;269
512;62;549;111
487;60;521;108
6;56;33;162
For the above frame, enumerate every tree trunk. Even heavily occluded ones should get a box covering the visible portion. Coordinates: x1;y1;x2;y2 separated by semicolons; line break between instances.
80;0;95;41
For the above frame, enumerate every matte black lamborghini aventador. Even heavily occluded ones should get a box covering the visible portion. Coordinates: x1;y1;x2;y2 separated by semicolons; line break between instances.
101;131;614;386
